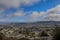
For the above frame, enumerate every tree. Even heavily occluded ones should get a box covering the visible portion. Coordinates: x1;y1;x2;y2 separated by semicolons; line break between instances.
52;25;60;40
18;38;30;40
41;30;48;36
40;30;49;40
0;33;5;40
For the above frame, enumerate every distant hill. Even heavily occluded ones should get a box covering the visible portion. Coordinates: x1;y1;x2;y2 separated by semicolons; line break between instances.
0;21;60;24
0;21;60;27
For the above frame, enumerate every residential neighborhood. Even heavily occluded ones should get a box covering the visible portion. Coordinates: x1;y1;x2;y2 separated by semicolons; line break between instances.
0;21;57;40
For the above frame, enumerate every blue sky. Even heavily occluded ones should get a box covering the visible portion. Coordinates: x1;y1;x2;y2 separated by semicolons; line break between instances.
0;0;60;22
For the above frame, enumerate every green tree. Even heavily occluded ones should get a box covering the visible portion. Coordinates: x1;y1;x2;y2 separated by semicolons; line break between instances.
52;26;60;40
18;38;30;40
41;31;48;36
0;33;5;40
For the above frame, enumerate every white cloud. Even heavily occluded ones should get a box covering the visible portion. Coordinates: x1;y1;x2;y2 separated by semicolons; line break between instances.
0;0;40;8
0;4;60;22
27;11;45;22
47;5;60;14
43;5;60;21
0;0;40;22
30;11;45;19
6;10;25;18
0;10;25;20
44;14;60;21
14;10;24;16
22;0;40;5
29;5;60;21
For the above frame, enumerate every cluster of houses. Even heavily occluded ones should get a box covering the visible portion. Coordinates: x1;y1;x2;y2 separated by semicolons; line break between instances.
0;24;53;40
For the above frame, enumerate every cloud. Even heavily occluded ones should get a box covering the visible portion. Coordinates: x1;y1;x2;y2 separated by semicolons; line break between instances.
0;0;40;8
0;10;25;20
0;0;40;19
29;5;60;21
7;10;25;18
0;4;60;22
0;0;40;18
47;5;60;14
44;14;60;21
22;0;40;5
30;11;45;19
43;5;60;21
14;11;24;16
0;10;25;22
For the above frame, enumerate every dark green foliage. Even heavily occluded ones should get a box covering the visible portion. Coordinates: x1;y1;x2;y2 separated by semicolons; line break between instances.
52;27;60;40
0;33;4;40
41;31;48;36
18;38;30;40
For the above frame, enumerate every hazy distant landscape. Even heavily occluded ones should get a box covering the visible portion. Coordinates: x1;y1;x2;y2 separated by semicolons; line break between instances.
0;21;60;40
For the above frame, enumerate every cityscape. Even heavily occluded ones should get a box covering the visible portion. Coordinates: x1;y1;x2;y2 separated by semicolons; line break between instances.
0;21;60;40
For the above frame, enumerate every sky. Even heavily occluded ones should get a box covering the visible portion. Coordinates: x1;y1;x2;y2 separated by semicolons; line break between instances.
0;0;60;22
